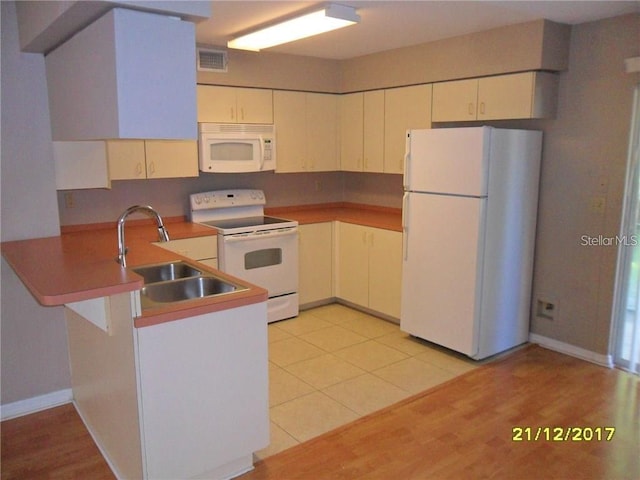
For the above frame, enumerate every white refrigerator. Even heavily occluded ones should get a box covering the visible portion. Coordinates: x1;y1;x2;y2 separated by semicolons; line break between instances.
400;126;542;360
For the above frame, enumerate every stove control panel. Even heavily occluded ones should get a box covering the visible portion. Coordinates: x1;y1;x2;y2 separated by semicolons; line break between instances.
190;189;266;211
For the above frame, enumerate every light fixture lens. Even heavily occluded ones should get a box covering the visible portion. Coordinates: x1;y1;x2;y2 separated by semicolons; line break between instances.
228;4;360;52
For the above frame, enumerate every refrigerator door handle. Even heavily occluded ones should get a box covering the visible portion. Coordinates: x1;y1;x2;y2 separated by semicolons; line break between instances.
403;131;411;190
402;192;410;261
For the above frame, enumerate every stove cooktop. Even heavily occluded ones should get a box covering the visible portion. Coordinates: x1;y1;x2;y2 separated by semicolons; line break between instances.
198;215;296;233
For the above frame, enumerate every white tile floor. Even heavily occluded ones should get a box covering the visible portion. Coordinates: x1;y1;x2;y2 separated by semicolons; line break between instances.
255;304;478;459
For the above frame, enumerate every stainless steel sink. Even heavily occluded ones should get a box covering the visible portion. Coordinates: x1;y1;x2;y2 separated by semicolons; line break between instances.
141;276;243;304
132;261;202;284
131;261;248;309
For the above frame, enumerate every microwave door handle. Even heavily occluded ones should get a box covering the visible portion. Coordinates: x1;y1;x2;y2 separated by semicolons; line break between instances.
259;136;265;170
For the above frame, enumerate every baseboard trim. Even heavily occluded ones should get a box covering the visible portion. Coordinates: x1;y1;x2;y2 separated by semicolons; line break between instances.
529;333;614;368
1;388;73;421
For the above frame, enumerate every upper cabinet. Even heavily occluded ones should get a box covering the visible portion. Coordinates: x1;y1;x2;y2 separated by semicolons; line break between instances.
306;93;339;172
45;8;197;141
384;85;432;174
53;139;198;189
339;93;364;172
109;140;199;180
197;86;273;124
274;91;338;172
339;91;385;173
54;142;111;190
363;90;385;173
432;72;559;122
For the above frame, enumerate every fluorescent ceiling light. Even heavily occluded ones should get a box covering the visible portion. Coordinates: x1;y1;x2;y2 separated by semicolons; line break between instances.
228;4;360;52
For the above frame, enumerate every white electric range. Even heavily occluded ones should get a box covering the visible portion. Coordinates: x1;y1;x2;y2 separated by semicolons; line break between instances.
189;189;298;323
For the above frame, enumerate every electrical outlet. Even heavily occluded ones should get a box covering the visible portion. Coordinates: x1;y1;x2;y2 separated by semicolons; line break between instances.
536;299;556;321
64;192;74;209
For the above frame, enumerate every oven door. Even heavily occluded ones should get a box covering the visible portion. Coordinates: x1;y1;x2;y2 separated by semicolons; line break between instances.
218;227;298;297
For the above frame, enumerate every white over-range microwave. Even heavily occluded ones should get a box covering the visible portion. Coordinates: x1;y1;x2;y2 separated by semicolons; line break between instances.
198;123;276;173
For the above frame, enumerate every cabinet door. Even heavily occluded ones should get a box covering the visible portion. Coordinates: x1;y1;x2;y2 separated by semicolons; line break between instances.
477;72;534;120
368;228;402;319
274;91;307;172
340;93;364;172
336;222;369;307
384;84;432;174
136;303;269;480
144;140;198;179
54;141;111;189
196;85;236;122
107;140;146;180
299;223;333;305
235;87;273;123
306;93;338;171
432;79;478;122
363;90;385;173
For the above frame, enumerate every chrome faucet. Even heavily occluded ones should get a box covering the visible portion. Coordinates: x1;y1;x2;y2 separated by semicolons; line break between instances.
117;205;170;267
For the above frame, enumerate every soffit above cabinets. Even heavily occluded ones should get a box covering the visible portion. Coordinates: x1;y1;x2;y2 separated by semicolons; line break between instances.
46;8;198;141
16;0;210;54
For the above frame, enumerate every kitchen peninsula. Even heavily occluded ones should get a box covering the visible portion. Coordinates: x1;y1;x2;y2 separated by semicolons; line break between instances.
1;201;401;479
1;219;269;479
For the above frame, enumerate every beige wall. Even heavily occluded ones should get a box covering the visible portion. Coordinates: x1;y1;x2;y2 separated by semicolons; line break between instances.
197;19;570;94
1;1;71;406
340;19;570;92
198;49;341;92
530;14;640;354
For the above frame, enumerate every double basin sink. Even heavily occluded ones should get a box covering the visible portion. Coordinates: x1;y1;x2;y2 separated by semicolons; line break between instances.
131;261;247;309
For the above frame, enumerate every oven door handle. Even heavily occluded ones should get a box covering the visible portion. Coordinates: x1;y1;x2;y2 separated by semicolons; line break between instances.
224;227;298;242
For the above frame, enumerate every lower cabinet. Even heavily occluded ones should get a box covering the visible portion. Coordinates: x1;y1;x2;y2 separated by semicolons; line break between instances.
336;222;402;319
66;294;269;480
135;302;269;480
298;223;333;305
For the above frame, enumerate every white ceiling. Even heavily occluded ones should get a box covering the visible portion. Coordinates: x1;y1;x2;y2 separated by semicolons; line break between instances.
195;1;639;60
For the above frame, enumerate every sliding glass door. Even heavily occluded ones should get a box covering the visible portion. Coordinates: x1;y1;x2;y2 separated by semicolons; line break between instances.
612;84;640;375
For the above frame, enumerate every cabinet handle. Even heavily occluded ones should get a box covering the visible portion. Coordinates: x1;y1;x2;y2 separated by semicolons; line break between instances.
479;102;485;115
148;161;155;177
468;103;474;116
230;107;235;120
136;162;143;177
241;107;245;120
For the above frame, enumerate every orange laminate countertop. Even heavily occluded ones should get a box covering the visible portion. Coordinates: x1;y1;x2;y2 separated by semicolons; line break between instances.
1;217;267;328
266;202;402;232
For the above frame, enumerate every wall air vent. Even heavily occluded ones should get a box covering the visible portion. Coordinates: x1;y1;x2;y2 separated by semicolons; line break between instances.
197;48;228;72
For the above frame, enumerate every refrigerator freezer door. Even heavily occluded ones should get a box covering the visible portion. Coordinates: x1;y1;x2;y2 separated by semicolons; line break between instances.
404;127;491;196
400;192;486;356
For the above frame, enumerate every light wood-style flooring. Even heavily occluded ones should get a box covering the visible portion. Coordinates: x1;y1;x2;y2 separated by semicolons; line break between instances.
2;345;638;479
